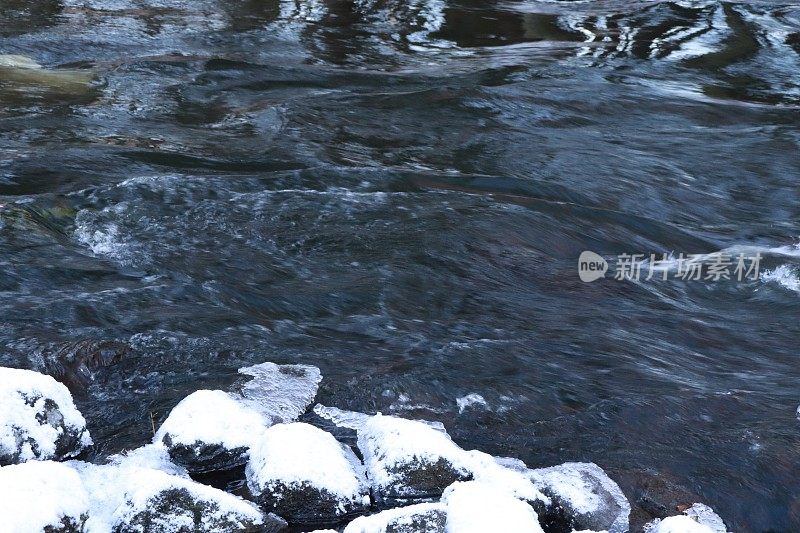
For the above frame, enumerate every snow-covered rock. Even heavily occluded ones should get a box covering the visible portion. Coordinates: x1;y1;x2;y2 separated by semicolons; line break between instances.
644;515;717;533
528;462;630;533
314;404;448;434
357;414;472;503
71;456;273;533
683;503;728;532
234;362;322;424
442;481;544;533
344;502;447;533
643;503;728;533
246;422;370;525
155;389;268;472
0;367;92;465
0;460;90;532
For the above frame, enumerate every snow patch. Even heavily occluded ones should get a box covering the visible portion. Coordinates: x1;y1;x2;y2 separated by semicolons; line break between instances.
442;481;544;533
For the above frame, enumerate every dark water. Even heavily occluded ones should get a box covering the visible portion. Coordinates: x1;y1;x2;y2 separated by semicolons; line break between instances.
2;0;800;530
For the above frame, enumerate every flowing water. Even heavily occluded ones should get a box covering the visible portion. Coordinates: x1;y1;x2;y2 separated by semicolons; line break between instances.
1;0;800;530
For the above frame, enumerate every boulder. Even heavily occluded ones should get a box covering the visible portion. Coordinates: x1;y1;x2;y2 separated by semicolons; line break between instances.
0;460;90;532
155;389;268;472
528;462;630;533
344;503;447;533
72;458;274;533
357;414;472;504
246;422;370;526
442;481;545;533
0;367;92;465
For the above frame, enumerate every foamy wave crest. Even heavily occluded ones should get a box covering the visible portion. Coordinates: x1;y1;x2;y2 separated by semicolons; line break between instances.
762;265;800;293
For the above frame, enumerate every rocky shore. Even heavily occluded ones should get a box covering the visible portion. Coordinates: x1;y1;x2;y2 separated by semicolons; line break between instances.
0;364;729;533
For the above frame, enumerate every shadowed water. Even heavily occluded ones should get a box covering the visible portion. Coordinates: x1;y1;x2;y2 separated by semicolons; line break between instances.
1;1;800;531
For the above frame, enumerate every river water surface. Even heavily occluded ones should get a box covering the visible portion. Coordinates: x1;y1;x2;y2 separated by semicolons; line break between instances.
2;1;800;531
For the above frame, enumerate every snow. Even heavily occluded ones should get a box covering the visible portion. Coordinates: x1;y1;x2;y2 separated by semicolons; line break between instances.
456;393;487;413
0;461;90;533
107;443;189;478
358;413;471;495
71;456;263;533
0;367;92;462
646;515;717;533
154;389;268;450
246;422;368;502
236;362;322;423
343;502;445;533
442;481;544;533
528;462;628;533
358;414;547;504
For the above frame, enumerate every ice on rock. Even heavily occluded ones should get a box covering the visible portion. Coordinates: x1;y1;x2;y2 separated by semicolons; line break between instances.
357;414;472;503
71;457;270;533
344;503;447;533
683;503;728;532
528;462;630;533
107;443;189;478
235;362;322;423
0;461;90;532
0;367;92;465
246;422;370;525
442;481;545;533
644;515;717;533
314;404;448;434
155;389;269;472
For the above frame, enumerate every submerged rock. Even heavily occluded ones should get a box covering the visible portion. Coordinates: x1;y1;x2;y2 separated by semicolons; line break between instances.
357;414;472;504
45;339;129;393
528;462;630;533
0;367;92;465
443;481;545;533
72;457;272;533
0;54;95;93
0;460;90;532
246;422;370;526
155;389;268;473
344;502;447;533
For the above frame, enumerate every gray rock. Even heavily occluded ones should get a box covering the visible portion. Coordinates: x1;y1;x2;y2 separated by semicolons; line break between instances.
528;462;630;533
344;503;447;533
246;423;370;526
357;414;472;505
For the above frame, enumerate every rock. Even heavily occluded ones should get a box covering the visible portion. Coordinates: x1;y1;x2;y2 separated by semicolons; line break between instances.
72;458;272;533
528;462;630;533
234;362;322;423
644;515;717;533
155;389;268;472
44;339;129;393
357;414;472;504
643;503;728;533
344;502;447;533
442;481;545;533
0;367;92;465
246;422;370;526
0;460;90;532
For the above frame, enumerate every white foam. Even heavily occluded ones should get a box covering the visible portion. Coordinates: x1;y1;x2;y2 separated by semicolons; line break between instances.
456;393;487;413
762;265;800;293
